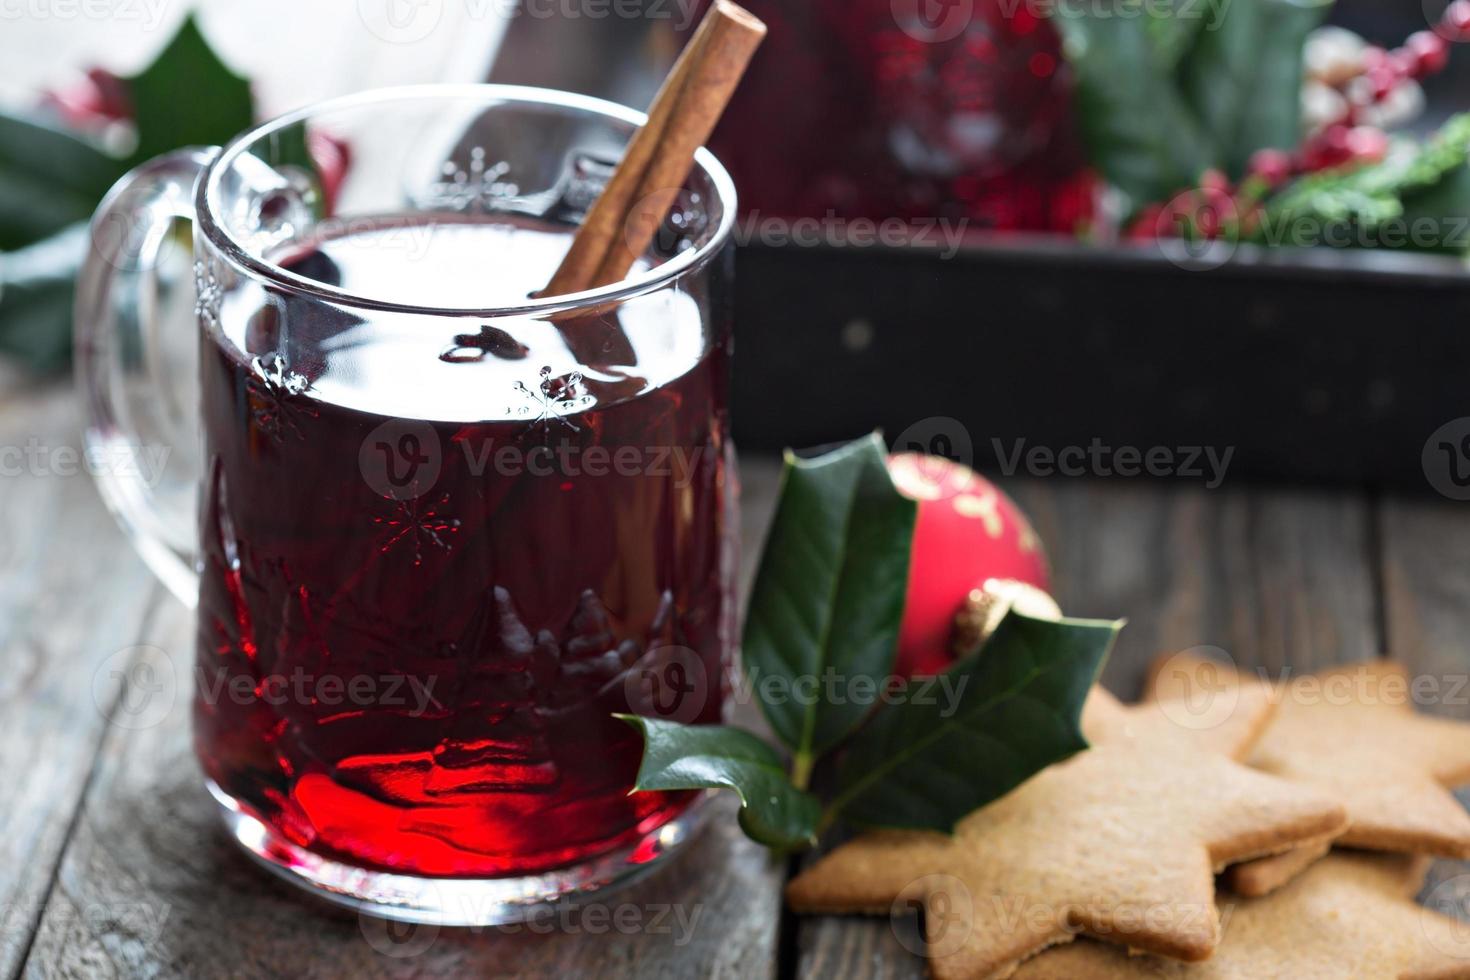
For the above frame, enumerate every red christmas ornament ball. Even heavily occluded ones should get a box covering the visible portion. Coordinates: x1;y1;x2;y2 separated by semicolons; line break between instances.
888;453;1055;677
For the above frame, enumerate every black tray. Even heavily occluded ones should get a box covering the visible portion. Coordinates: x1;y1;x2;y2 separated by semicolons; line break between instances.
730;238;1470;489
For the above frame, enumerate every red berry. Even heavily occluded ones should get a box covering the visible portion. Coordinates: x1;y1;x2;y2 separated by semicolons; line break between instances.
1389;48;1418;76
1345;126;1389;163
1405;31;1450;76
1155;187;1230;241
1366;64;1401;101
1361;45;1389;72
1009;7;1039;37
1027;51;1057;78
1248;148;1294;187
1193;187;1236;239
1199;168;1231;193
1443;0;1470;41
1302;124;1353;171
1127;204;1166;240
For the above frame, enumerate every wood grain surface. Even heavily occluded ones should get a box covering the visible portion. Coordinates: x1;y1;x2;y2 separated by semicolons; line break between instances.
0;385;159;979
1380;494;1470;906
2;396;1468;978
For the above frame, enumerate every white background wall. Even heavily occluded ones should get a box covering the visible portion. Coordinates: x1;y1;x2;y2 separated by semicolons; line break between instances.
0;1;512;113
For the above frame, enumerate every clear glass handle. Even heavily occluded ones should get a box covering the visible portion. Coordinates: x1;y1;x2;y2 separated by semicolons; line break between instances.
75;147;217;608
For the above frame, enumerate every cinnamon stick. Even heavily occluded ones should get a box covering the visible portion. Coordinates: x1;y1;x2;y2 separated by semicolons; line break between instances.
541;1;766;297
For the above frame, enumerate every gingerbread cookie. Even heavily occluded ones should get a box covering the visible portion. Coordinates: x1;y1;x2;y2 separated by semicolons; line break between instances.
786;688;1346;979
1223;832;1335;897
1011;852;1470;978
1082;676;1274;762
1149;651;1470;896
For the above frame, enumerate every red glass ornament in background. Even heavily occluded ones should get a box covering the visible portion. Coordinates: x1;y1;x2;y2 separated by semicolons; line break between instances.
697;0;1097;233
888;454;1055;677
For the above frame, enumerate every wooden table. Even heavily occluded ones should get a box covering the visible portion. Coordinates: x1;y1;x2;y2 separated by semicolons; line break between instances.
3;376;1469;979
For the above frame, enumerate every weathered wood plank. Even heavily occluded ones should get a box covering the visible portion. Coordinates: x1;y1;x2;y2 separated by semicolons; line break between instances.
1020;480;1380;688
20;458;790;979
1381;495;1470;718
0;384;160;980
792;476;1380;979
1379;493;1470;902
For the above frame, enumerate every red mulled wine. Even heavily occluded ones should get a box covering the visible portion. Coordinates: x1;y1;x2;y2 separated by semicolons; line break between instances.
194;215;734;877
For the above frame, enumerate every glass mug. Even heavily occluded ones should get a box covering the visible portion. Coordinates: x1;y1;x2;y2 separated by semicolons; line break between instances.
77;86;737;924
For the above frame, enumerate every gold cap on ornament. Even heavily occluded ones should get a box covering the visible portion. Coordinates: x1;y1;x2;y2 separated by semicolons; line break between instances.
951;578;1063;656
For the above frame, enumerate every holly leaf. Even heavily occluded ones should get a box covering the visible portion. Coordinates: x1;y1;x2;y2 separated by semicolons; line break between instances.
0;222;89;373
741;433;918;769
1056;0;1329;206
1178;0;1332;177
1053;3;1217;210
829;610;1121;833
0;15;256;373
1142;0;1208;70
617;716;822;849
125;14;253;166
0;113;124;251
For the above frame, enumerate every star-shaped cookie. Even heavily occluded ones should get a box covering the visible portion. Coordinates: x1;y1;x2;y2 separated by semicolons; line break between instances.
1149;651;1470;896
1010;852;1470;978
1081;674;1275;762
786;688;1347;979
